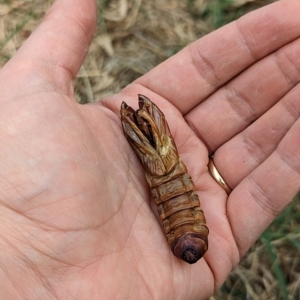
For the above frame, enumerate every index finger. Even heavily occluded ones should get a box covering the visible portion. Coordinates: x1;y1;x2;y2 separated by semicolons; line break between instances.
135;0;300;114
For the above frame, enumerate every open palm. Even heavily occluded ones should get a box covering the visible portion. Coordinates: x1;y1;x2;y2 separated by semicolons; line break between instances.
0;0;299;299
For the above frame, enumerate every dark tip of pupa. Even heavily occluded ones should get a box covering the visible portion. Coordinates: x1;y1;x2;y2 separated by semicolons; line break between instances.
172;234;208;264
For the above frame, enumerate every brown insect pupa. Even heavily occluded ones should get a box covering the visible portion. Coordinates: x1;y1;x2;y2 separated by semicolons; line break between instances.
120;94;209;264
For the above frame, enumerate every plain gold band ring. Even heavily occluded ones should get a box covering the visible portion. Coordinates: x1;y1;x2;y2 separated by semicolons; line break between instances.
208;157;232;195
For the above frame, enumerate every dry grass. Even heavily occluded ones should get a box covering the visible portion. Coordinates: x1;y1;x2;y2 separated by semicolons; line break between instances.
1;0;299;299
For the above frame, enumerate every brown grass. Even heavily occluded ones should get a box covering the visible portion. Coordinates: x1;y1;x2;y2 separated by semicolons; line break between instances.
1;1;299;299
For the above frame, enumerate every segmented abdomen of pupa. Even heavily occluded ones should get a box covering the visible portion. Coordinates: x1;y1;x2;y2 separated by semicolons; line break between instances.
120;94;209;264
146;158;208;264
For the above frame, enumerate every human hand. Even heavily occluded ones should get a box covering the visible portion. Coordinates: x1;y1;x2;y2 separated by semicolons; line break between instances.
0;0;299;299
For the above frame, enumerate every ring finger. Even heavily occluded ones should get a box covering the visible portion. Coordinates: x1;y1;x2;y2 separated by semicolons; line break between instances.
214;83;300;189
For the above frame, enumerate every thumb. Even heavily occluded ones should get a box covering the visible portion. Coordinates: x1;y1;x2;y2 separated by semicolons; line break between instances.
2;0;97;95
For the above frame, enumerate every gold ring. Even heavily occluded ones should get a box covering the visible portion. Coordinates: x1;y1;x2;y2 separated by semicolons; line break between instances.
208;157;232;195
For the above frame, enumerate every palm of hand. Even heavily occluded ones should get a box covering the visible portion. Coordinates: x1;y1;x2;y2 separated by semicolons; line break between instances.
0;69;233;299
0;1;300;299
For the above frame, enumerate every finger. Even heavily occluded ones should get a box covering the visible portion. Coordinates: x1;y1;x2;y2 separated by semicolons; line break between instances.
186;33;300;151
227;119;300;256
2;0;97;95
214;83;300;188
130;0;300;114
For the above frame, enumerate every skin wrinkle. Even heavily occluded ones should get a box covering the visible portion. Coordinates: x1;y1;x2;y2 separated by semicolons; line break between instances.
174;265;189;300
273;51;299;88
262;105;289;140
100;109;125;146
242;130;267;165
277;38;300;80
225;209;240;260
170;262;183;300
277;146;300;179
122;193;165;297
127;151;149;200
188;42;220;91
23;235;79;270
0;81;65;104
229;199;273;259
36;59;75;97
176;122;196;153
47;59;77;92
0;235;33;299
184;266;193;299
247;175;282;217
0;261;20;298
0;177;32;204
216;249;235;289
185;118;211;153
113;170;150;263
121;190;144;243
234;17;258;61
137;264;155;299
99;226;126;290
23;192;107;230
100;220;120;263
0;203;44;241
0;227;57;299
204;255;217;293
19;202;117;267
171;260;182;300
114;224;156;299
25;41;90;95
7;207;96;272
61;290;77;300
282;91;300;122
169;254;177;300
14;206;63;236
224;85;257;125
209;223;239;289
202;259;217;294
133;223;172;298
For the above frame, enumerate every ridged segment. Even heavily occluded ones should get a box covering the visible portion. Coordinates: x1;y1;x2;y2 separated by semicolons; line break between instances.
150;173;195;204
166;221;209;249
157;190;199;219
